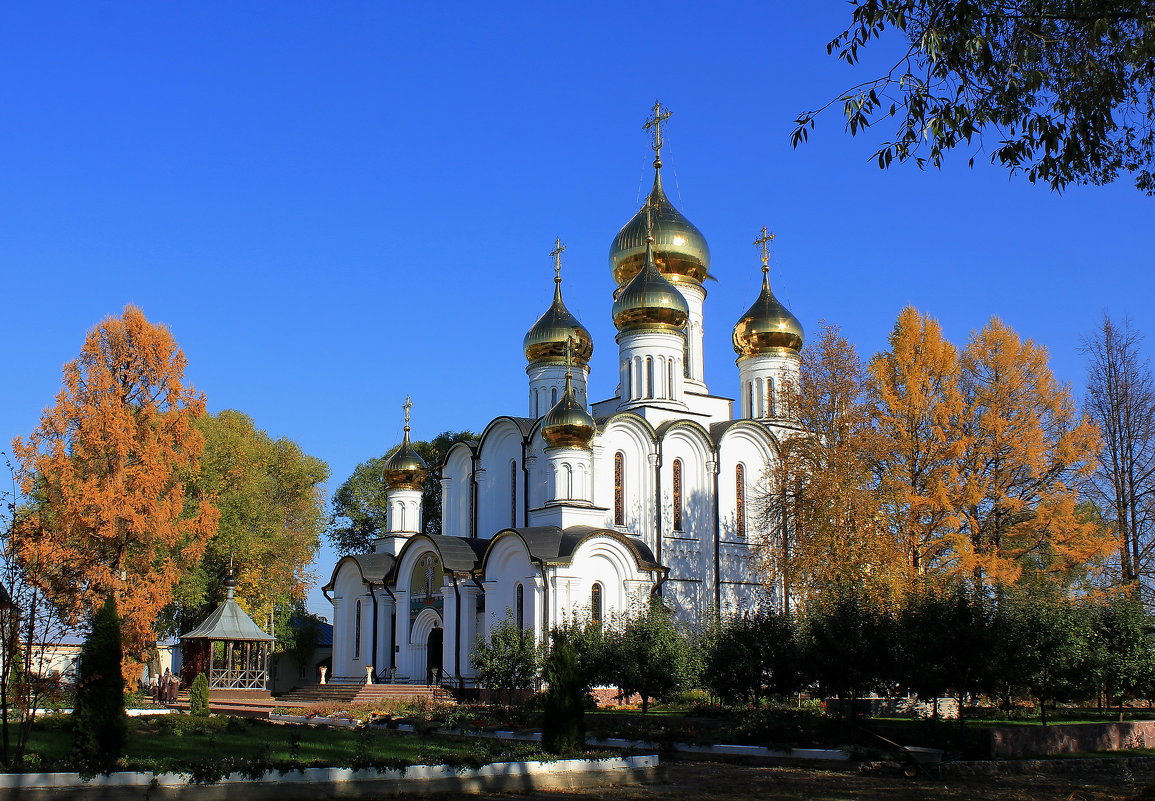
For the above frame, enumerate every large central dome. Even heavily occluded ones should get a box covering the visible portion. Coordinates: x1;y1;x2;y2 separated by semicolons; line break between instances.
609;170;710;286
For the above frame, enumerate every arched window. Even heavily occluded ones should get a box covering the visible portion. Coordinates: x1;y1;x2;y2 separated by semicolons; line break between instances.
668;359;676;398
591;583;603;625
562;463;573;499
683;326;691;377
646;357;655;398
551;386;558;405
516;584;525;630
613;452;625;526
767;378;777;417
510;460;518;526
747;381;754;418
672;458;684;531
735;463;747;538
625;360;633;400
396;502;405;532
353;599;363;660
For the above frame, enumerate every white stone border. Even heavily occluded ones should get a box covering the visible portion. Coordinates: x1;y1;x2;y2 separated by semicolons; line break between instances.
0;755;659;799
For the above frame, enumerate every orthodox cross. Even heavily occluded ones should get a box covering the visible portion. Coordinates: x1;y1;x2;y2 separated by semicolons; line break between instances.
403;396;413;433
643;101;671;165
754;226;776;274
551;237;565;283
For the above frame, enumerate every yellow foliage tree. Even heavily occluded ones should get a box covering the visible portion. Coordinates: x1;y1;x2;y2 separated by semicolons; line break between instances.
952;318;1107;587
12;306;217;678
869;307;965;582
765;324;903;610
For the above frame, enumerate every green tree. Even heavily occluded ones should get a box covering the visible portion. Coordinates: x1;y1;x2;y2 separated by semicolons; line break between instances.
991;588;1093;724
795;1;1155;193
800;586;896;719
703;610;799;707
327;431;475;556
472;617;539;709
165;410;329;638
541;630;586;754
72;595;126;769
604;601;693;714
1087;591;1152;719
188;672;210;717
896;581;991;721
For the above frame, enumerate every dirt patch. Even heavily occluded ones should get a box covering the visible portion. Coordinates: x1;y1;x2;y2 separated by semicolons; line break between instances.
465;759;1155;801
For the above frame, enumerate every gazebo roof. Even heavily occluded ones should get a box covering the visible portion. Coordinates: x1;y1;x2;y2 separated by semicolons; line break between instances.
181;587;273;643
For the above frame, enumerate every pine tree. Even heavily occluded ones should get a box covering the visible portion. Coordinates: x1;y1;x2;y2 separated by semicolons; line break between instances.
541;631;586;754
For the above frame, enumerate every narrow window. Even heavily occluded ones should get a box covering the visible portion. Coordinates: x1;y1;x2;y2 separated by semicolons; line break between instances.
735;463;747;538
625;360;633;400
747;381;754;418
668;359;675;398
353;599;362;660
646;357;655;398
591;583;603;625
683;326;691;377
516;584;525;630
613;452;625;526
551;386;558;405
767;378;777;417
510;460;518;527
672;458;684;531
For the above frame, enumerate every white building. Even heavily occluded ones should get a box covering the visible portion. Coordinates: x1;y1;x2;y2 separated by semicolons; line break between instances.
324;112;805;686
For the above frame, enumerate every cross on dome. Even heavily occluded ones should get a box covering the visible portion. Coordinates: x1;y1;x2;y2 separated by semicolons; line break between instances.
551;238;565;283
643;101;671;167
754;226;776;274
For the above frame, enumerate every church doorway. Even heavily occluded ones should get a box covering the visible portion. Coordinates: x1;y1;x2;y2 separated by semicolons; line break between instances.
426;627;443;685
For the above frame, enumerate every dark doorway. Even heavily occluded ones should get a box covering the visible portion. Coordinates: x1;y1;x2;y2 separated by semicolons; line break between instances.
426;626;444;685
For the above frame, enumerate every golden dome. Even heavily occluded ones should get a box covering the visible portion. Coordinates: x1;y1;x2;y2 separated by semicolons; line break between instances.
523;245;593;366
542;372;596;449
382;400;428;490
609;169;710;286
612;237;690;334
733;267;804;358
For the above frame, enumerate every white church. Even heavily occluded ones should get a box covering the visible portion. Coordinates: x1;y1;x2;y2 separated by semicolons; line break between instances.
324;107;805;686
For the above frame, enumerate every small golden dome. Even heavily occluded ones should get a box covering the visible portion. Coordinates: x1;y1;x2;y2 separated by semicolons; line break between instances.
733;267;804;358
542;372;596;449
612;238;690;334
610;170;710;286
382;400;428;490
523;255;593;366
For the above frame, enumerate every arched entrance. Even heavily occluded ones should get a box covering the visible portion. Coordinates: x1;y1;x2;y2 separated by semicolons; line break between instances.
426;627;443;685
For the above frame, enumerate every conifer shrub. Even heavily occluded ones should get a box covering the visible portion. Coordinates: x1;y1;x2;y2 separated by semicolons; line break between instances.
72;595;126;769
542;632;586;754
189;673;210;717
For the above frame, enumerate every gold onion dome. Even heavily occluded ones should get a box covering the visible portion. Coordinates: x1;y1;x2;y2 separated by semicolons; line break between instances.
609;169;710;286
382;398;428;490
733;230;804;357
523;240;593;366
541;371;596;449
612;236;690;333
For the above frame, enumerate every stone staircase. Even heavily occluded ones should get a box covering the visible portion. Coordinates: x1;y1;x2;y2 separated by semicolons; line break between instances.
276;683;456;706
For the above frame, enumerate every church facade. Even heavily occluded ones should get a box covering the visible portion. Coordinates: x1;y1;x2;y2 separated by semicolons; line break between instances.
324;109;805;686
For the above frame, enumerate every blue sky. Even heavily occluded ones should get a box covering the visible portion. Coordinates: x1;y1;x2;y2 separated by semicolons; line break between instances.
3;3;1151;618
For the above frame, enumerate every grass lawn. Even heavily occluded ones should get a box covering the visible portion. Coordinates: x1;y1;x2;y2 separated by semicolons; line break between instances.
18;713;553;775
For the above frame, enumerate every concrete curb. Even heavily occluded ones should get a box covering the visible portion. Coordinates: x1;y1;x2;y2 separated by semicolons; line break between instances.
0;755;660;800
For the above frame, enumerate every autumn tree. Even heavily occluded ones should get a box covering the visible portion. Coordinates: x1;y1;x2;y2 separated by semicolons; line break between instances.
763;324;901;609
327;430;475;556
869;307;965;582
794;1;1155;193
953;318;1106;588
164;410;329;637
1082;314;1155;598
12;306;217;677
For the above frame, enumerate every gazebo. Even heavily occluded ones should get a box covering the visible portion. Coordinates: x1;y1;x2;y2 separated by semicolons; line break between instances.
181;574;274;690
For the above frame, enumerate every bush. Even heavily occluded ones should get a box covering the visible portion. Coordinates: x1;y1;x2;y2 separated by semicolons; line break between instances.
72;595;126;769
189;673;210;717
542;632;586;754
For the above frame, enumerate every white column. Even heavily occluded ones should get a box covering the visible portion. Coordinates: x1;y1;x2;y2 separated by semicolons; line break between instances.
737;352;800;420
459;582;481;680
617;329;686;409
527;363;589;416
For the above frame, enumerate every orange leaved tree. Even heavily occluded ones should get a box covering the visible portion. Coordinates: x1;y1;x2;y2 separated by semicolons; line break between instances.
869;307;966;583
12;306;217;679
952;318;1107;588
